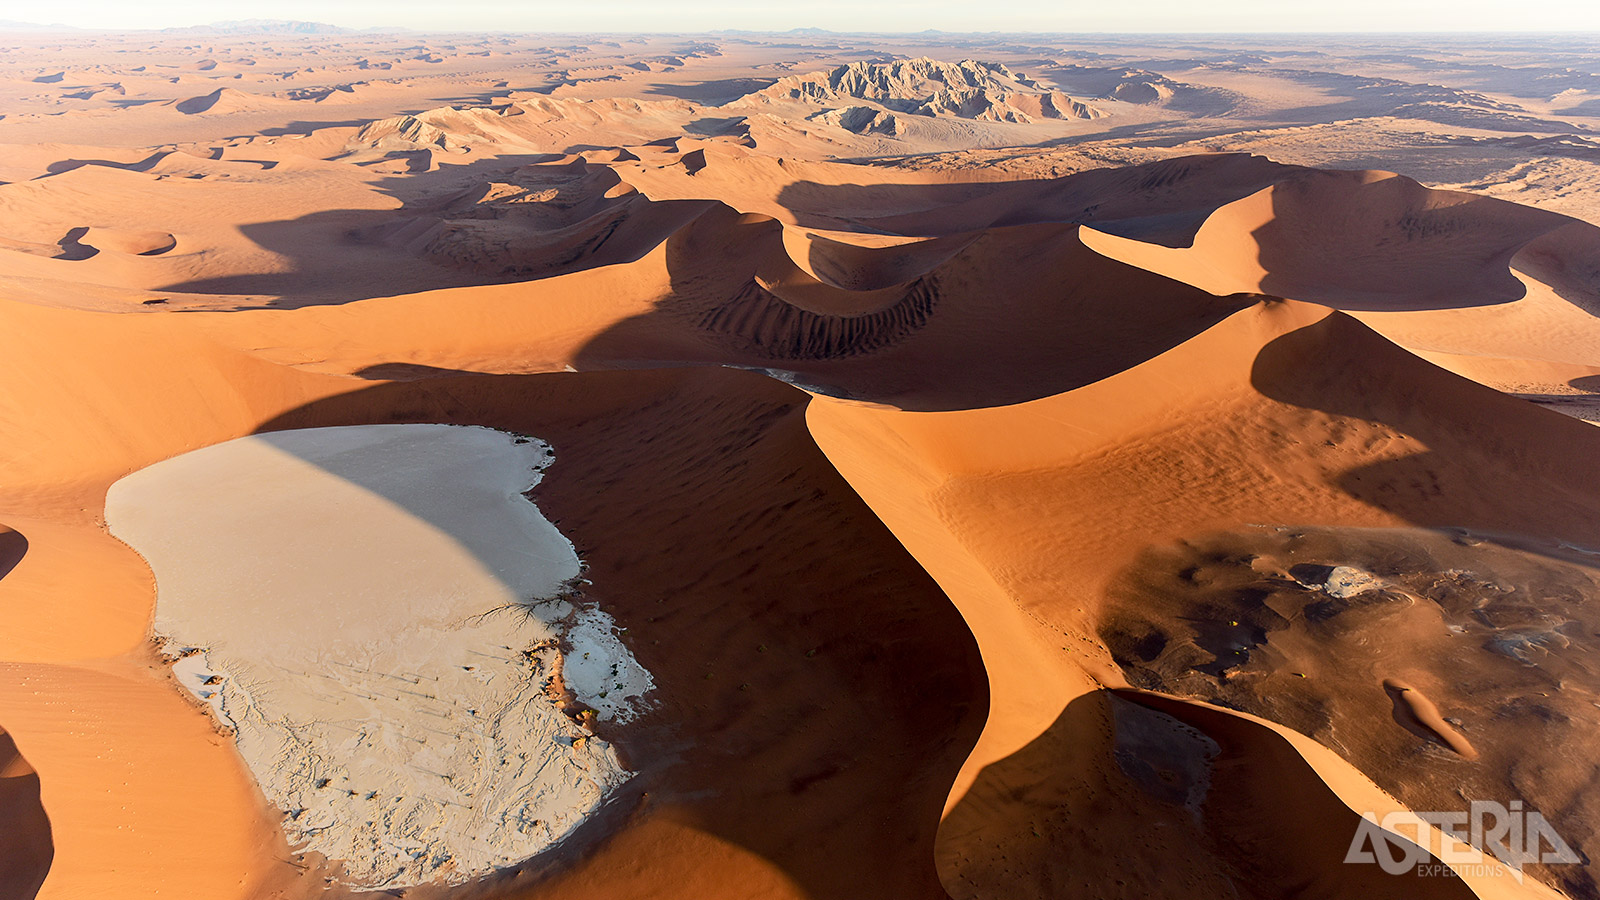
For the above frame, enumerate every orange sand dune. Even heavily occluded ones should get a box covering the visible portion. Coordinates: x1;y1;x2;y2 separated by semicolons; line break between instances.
6;222;1591;900
1080;169;1600;411
0;305;988;897
3;32;1600;900
1081;169;1572;309
809;301;1597;898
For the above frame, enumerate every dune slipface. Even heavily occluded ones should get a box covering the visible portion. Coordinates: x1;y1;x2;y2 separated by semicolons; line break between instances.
105;425;652;888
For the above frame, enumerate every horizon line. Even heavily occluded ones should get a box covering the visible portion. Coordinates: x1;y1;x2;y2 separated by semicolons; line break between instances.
5;21;1600;36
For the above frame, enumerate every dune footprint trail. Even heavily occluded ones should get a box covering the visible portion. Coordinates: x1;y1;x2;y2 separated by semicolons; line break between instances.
105;425;652;888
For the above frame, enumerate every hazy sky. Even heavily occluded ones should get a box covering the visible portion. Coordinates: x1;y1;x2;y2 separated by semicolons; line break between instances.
18;0;1600;33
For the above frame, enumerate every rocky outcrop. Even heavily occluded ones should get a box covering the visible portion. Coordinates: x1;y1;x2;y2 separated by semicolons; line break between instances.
742;57;1101;123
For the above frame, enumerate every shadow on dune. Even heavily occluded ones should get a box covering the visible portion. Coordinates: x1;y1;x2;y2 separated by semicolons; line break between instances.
1250;313;1600;551
0;536;47;897
574;203;1259;411
1083;165;1597;314
0;727;52;900
645;78;778;104
257;119;377;137
1244;168;1572;311
41;151;170;177
940;688;1474;900
53;227;98;261
0;526;24;582
1514;219;1600;317
350;362;492;380
116;159;678;305
1116;690;1479;899
155;154;707;306
245;366;989;899
152;152;1297;309
771;153;1298;245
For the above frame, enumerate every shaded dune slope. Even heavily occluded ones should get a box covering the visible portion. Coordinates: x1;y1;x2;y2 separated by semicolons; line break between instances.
1516;219;1600;317
1076;164;1600;406
0;726;51;900
2;522;49;900
353;161;718;282
0;525;24;582
583;207;1261;409
938;686;1486;900
4;142;1600;900
614;150;1298;241
1082;168;1575;310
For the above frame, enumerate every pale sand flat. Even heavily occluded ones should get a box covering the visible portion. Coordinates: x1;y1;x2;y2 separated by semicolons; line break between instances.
105;424;651;888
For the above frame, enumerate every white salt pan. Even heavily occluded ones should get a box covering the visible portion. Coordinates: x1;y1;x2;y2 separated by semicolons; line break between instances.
105;424;652;887
1313;565;1386;599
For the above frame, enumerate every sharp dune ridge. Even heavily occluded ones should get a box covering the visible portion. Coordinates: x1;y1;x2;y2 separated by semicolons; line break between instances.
0;29;1598;900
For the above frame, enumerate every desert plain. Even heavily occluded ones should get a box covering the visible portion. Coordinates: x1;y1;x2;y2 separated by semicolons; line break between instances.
1;20;1600;900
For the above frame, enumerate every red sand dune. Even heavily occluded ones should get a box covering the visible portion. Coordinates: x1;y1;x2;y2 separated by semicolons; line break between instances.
0;33;1598;900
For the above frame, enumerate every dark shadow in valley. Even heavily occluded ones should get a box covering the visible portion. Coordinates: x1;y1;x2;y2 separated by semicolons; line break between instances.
645;78;778;104
571;191;1262;411
40;151;171;177
53;227;98;261
173;150;1276;310
153;153;709;306
770;152;1297;246
351;362;492;381
258;119;388;137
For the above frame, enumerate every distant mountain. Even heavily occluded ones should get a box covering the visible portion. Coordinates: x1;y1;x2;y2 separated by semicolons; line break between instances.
161;20;361;35
740;57;1102;125
0;19;79;31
